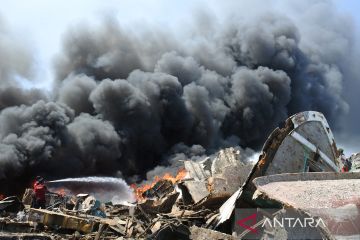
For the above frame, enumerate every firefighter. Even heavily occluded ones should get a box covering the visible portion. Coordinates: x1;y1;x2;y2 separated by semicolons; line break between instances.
32;176;48;209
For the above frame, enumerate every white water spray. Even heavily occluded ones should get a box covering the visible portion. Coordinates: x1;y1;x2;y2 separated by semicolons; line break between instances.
48;176;135;204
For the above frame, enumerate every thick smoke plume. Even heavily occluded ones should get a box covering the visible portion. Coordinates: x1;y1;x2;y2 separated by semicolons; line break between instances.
0;1;358;194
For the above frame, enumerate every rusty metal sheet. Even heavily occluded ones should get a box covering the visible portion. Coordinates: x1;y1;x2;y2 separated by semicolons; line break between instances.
137;192;179;214
265;111;339;175
235;111;340;207
253;172;360;238
253;172;360;208
210;164;253;195
183;180;208;203
211;147;242;175
0;220;33;233
28;208;99;233
142;179;174;199
184;160;210;180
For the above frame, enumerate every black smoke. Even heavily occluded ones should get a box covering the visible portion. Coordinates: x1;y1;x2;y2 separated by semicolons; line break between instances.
0;1;358;194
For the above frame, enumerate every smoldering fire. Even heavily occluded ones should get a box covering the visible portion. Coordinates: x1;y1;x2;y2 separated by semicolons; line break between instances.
0;1;358;195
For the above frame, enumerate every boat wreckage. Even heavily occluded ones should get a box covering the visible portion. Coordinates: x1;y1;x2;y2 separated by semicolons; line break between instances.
0;111;359;239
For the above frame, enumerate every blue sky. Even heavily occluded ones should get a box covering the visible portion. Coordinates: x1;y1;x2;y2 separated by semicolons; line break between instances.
337;0;360;22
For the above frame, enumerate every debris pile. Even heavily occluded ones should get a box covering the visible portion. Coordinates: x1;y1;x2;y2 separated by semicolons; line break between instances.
1;111;359;239
0;146;254;240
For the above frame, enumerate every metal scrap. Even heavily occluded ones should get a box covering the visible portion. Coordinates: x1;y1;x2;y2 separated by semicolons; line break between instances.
252;172;360;239
0;111;358;239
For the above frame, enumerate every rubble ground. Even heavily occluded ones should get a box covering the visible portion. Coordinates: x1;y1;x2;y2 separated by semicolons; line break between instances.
0;147;254;240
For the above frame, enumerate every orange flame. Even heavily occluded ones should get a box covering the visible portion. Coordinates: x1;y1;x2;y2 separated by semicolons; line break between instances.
55;188;67;197
131;168;187;201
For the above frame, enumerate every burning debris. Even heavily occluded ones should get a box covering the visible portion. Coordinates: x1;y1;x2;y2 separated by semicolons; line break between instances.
0;111;359;239
131;168;187;201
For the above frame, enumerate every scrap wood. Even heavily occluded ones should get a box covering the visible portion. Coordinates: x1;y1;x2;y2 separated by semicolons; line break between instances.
28;208;99;234
151;222;190;239
126;224;134;238
95;223;108;240
134;222;146;234
165;207;211;219
205;213;219;228
150;221;162;233
136;205;151;223
108;205;130;216
137;192;179;216
108;224;126;236
0;233;53;240
124;217;132;235
137;220;158;238
121;217;149;238
115;218;127;225
104;218;128;236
